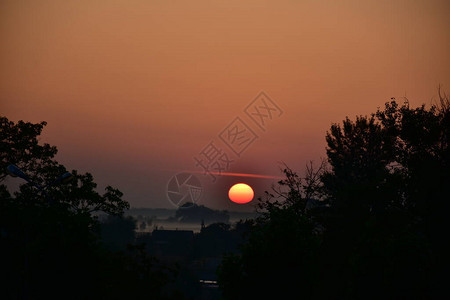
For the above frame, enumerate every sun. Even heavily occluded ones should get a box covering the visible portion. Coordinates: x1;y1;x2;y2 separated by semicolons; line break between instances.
228;183;254;204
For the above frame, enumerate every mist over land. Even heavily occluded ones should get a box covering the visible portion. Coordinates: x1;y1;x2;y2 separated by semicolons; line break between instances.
127;206;258;232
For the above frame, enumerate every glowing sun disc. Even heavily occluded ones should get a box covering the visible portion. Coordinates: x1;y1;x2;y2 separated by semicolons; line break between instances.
228;183;254;204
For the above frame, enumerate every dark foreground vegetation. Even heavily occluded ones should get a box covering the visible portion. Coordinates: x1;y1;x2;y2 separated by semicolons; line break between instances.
219;92;450;300
1;90;448;299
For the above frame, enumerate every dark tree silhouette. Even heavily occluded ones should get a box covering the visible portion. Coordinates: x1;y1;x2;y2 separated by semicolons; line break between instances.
218;165;324;300
0;116;183;299
219;91;449;300
174;202;230;224
100;215;136;251
0;117;57;182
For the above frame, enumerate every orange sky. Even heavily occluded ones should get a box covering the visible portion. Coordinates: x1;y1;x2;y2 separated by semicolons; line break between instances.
1;0;449;209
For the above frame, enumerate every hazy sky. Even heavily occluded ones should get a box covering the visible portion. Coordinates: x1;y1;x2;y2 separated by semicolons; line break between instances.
1;0;449;210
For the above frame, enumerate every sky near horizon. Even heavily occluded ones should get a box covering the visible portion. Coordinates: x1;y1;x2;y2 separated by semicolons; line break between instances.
1;0;449;210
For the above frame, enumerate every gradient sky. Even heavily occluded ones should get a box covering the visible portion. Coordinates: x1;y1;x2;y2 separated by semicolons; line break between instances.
1;0;449;210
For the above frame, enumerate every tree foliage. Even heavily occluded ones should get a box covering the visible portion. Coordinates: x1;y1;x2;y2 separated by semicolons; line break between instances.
219;91;449;299
0;116;182;299
0;117;57;182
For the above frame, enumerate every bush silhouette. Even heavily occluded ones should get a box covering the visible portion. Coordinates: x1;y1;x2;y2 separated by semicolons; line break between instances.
219;92;449;299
